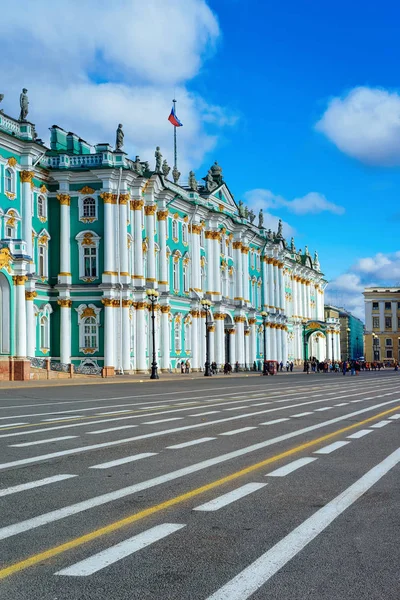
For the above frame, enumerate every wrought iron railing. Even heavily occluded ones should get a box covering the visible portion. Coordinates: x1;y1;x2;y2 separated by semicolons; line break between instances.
74;363;102;376
50;361;70;373
29;357;47;369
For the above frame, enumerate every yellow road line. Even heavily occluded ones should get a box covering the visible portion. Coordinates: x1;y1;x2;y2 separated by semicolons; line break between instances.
0;404;398;580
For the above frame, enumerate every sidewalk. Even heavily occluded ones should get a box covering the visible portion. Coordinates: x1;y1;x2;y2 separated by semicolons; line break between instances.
0;368;304;390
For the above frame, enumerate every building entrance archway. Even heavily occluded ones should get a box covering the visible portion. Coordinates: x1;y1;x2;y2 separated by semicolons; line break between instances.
0;272;11;355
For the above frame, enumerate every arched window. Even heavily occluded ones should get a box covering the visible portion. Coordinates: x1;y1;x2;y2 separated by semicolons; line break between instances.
76;231;101;281
184;323;191;352
83;197;96;218
38;245;46;277
40;316;50;350
183;264;189;292
173;255;180;291
174;320;181;351
5;168;13;193
83;316;97;349
37;195;46;219
257;281;262;309
172;219;178;240
256;254;261;270
182;223;187;244
252;279;257;306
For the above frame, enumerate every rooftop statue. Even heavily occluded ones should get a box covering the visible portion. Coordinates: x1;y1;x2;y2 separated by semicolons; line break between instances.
115;124;124;150
210;161;223;186
133;155;143;176
258;208;264;228
276;218;283;239
162;159;170;177
19;88;29;122
188;170;198;191
172;165;181;183
204;168;217;192
155;146;162;173
0;94;3;112
142;161;150;172
248;209;256;224
244;205;249;219
305;245;310;256
313;250;320;270
266;228;273;241
238;200;246;218
290;237;296;253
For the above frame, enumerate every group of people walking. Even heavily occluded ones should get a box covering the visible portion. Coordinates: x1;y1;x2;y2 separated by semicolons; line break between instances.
302;358;391;375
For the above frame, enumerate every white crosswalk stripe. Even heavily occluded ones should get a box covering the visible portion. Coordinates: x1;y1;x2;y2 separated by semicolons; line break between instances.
314;441;350;454
266;457;317;477
0;474;77;497
55;523;185;576
194;483;267;512
10;436;78;448
89;453;157;470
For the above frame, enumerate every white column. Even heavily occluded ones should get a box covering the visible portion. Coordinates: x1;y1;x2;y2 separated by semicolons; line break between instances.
135;302;147;372
122;300;131;372
278;264;285;310
215;315;225;367
208;325;215;363
379;301;384;332
250;320;257;366
103;299;115;371
282;327;288;362
191;311;199;370
267;260;274;308
58;194;71;277
292;277;297;318
200;311;206;370
145;205;157;285
242;247;250;302
160;306;170;371
392;301;397;332
14;276;27;357
265;323;271;359
244;331;250;369
132;200;145;285
262;258;269;308
326;331;332;360
119;196;129;277
100;194;114;274
228;330;236;364
335;332;340;362
26;291;36;358
233;241;243;300
191;225;201;292
205;232;214;294
21;172;33;260
270;325;277;360
213;235;221;297
306;281;311;318
235;317;245;367
58;299;71;364
276;326;282;362
157;210;169;291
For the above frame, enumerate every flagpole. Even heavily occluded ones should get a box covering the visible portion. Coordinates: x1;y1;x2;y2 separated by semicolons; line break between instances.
173;98;177;170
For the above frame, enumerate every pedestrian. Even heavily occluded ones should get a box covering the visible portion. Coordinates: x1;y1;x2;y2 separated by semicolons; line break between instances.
211;361;217;375
235;361;239;373
290;361;294;372
342;361;347;376
180;361;185;374
286;360;290;372
185;360;190;374
305;361;310;375
279;361;283;372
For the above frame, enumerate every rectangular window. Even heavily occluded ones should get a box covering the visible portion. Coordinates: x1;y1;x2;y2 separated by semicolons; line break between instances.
386;349;393;358
84;325;97;348
83;247;97;277
385;317;392;329
372;302;379;310
372;317;379;329
385;338;393;346
38;246;46;277
385;302;391;310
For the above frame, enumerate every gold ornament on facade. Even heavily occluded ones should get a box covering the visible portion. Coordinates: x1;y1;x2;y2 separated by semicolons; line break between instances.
136;301;147;310
191;224;202;234
161;305;171;314
142;238;148;253
81;306;95;317
7;156;17;167
57;193;71;206
20;170;34;183
244;330;251;336
234;316;246;323
101;298;114;307
82;348;96;355
190;309;200;318
5;191;16;200
25;291;37;301
39;184;48;193
38;235;49;247
157;210;168;221
131;199;145;210
233;241;242;250
81;233;95;246
57;298;72;308
144;204;157;216
241;246;249;254
78;186;95;195
228;266;234;276
208;325;216;333
12;275;28;285
200;256;206;267
227;328;235;334
218;204;224;211
183;215;189;223
214;313;226;320
118;193;129;205
248;318;257;325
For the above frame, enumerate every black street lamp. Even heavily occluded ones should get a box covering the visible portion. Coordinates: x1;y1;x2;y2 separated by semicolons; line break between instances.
261;311;268;375
331;330;335;367
372;333;379;361
356;335;359;359
201;299;212;376
346;327;351;360
302;322;308;371
146;288;160;380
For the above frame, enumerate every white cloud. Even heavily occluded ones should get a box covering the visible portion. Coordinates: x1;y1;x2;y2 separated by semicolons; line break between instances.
316;86;400;166
326;251;400;321
0;0;235;175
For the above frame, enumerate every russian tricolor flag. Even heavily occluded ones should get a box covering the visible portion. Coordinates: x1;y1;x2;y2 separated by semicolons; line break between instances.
168;105;183;127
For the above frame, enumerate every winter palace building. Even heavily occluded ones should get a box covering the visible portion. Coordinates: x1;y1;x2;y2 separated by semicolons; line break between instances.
0;103;332;379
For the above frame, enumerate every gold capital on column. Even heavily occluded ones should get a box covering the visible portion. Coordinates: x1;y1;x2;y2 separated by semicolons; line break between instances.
20;170;34;183
100;192;113;204
122;299;133;307
214;313;226;320
191;224;202;234
13;275;28;285
119;194;130;205
57;298;72;308
248;318;257;325
157;210;168;221
144;204;157;216
57;193;71;206
101;298;114;307
25;291;37;300
161;305;171;314
131;199;144;211
233;241;242;250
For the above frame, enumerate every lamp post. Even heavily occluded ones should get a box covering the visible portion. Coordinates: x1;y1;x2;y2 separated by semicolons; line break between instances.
331;330;335;368
346;327;351;360
261;311;268;375
302;322;308;371
146;289;160;380
356;335;359;359
201;299;212;377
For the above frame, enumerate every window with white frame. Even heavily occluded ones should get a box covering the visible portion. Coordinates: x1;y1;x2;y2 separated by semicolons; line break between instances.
256;253;260;270
76;304;101;353
83;317;98;349
200;228;205;247
174;319;181;351
172;219;178;240
220;236;225;255
37;195;47;219
173;255;180;291
38;245;46;277
76;231;101;281
257;282;262;309
4;168;14;194
5;222;15;238
385;338;393;346
40;316;49;349
184;323;191;352
183;264;189;292
182;223;188;244
82;197;96;219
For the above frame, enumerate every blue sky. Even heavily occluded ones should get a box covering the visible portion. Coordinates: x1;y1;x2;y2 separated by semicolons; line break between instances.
2;0;400;318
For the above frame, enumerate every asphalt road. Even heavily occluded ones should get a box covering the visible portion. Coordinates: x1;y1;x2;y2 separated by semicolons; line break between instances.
0;371;399;599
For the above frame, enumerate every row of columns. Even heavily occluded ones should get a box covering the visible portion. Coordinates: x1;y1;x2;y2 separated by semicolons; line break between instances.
262;258;285;311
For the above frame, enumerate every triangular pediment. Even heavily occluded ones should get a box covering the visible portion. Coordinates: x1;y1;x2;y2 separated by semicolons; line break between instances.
207;183;238;213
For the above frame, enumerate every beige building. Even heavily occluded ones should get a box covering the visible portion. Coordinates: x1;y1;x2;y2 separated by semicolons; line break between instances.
364;287;400;363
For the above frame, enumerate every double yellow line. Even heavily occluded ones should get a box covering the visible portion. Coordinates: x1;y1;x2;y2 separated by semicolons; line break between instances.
0;404;398;580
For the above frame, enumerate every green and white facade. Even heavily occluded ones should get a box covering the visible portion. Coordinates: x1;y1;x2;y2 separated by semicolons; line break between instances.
0;109;328;378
